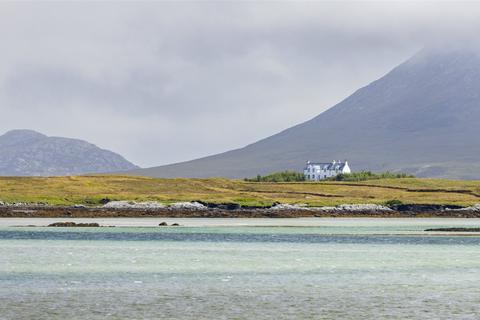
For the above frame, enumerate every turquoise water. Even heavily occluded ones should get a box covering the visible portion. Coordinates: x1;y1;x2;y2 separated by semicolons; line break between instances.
1;218;480;319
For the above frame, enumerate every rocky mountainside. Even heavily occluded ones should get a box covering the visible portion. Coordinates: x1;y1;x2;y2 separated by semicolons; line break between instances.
0;130;138;176
131;46;480;179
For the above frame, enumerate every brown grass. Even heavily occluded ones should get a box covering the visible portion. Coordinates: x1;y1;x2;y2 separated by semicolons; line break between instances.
0;175;480;207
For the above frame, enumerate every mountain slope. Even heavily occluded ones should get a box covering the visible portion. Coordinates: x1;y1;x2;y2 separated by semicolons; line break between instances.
0;130;138;176
131;46;480;179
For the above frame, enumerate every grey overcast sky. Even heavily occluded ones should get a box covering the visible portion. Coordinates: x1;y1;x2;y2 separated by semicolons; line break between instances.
1;1;479;167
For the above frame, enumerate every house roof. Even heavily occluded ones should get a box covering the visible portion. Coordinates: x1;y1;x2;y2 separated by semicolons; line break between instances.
305;162;347;171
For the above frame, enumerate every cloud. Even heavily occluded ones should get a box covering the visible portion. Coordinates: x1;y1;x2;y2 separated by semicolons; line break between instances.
0;1;479;166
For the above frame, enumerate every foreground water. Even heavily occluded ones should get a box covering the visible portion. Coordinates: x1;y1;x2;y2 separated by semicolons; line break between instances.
1;218;480;319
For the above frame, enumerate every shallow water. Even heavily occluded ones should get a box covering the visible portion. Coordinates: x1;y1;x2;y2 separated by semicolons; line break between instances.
1;218;480;319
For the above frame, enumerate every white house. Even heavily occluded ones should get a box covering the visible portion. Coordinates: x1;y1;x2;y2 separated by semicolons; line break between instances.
304;160;351;181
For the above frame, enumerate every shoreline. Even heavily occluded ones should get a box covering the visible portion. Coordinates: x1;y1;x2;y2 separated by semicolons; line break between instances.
1;206;480;218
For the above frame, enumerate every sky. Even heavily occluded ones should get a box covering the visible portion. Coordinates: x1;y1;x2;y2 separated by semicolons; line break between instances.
1;1;479;168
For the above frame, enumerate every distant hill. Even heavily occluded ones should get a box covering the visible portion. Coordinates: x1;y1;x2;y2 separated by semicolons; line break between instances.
131;46;480;180
0;130;138;176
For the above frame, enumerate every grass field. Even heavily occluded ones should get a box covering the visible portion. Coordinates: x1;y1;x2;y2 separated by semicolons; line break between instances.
0;175;480;207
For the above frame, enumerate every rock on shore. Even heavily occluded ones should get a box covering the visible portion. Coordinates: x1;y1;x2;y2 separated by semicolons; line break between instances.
269;204;309;211
168;202;207;210
102;201;207;210
48;222;100;227
316;204;393;212
449;204;480;212
103;201;166;209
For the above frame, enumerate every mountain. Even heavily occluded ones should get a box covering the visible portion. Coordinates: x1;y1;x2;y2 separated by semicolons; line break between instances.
0;130;138;176
131;46;480;180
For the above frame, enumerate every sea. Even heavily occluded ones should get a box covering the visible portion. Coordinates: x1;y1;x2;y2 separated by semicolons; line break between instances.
0;218;479;319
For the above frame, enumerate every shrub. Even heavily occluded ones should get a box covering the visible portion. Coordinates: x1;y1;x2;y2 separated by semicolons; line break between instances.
245;171;305;182
327;171;415;182
384;199;404;207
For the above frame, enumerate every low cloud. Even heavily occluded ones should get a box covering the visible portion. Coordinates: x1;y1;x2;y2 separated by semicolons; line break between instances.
0;1;479;166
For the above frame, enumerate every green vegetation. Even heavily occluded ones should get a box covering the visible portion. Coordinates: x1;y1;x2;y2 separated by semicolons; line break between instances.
245;171;305;182
327;171;415;182
0;175;479;207
383;199;404;207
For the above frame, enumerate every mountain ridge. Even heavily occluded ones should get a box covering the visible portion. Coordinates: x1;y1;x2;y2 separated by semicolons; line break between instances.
133;46;480;179
0;129;138;176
